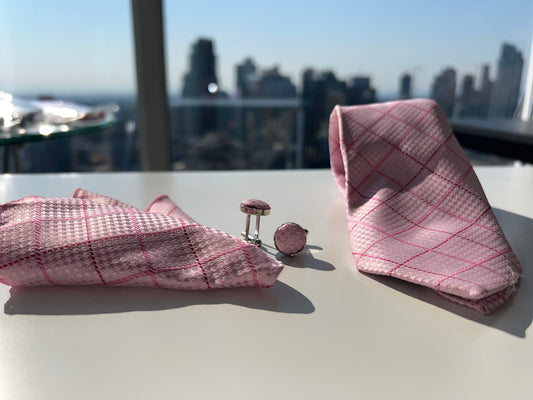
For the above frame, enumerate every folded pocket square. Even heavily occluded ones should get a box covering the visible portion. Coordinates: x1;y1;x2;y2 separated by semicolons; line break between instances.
0;190;283;289
329;99;521;314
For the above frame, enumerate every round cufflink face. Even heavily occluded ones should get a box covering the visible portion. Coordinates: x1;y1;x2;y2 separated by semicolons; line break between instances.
274;222;308;256
240;199;271;216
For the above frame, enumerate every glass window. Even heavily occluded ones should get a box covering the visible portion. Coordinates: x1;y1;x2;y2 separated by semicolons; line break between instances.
1;1;531;172
164;0;533;168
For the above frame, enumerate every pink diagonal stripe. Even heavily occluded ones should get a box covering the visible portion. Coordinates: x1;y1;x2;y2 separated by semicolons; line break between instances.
339;101;404;159
33;200;56;285
353;252;489;292
355;164;475;264
179;218;212;289
348;207;502;270
434;249;512;291
329;99;521;314
82;199;106;284
126;208;161;288
342;108;485;206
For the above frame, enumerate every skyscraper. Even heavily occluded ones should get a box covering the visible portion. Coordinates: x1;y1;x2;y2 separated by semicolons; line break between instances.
478;64;493;118
399;73;412;100
255;67;297;98
431;68;456;117
236;58;257;97
461;75;475;101
301;69;347;167
347;76;376;105
489;43;523;118
182;38;219;98
179;38;220;153
456;74;475;118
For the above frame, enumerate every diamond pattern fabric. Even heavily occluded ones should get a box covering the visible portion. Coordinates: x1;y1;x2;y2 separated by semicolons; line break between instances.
0;189;283;289
329;99;521;314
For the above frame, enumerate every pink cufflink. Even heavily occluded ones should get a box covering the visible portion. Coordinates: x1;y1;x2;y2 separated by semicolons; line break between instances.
274;222;308;256
240;199;271;246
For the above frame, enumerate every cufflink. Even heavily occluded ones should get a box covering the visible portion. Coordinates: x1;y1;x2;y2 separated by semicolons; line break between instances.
274;222;308;256
240;199;271;246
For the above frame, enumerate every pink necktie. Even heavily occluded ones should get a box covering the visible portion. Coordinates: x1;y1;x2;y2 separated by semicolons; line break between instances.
329;99;521;314
0;189;283;289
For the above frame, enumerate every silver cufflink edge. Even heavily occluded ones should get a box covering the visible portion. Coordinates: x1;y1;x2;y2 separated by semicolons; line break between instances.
240;198;271;246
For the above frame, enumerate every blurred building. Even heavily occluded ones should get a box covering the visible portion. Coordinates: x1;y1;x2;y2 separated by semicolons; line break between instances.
455;74;475;118
178;38;223;160
447;64;494;119
255;67;297;97
236;61;296;98
182;38;219;98
399;73;412;100
347;76;376;105
301;69;343;167
431;67;457;117
301;69;377;167
477;64;493;118
236;58;257;97
489;43;523;118
171;43;301;170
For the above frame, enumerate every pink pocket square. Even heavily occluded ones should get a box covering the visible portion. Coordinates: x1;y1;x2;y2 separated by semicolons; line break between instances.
0;190;283;290
329;99;521;314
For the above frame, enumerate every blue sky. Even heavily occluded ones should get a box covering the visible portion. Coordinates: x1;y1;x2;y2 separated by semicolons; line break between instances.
0;0;532;98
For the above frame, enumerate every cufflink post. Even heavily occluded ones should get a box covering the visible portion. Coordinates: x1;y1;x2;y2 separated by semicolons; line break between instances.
240;199;271;246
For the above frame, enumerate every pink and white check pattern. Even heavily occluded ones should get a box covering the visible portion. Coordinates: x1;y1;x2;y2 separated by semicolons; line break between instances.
329;99;521;314
0;189;283;290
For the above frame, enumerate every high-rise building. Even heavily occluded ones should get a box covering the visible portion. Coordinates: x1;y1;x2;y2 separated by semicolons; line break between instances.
478;64;493;118
236;58;257;97
347;76;376;105
236;59;296;98
399;73;412;100
178;38;221;157
301;69;347;167
456;74;475;118
489;43;523;118
301;70;377;167
431;68;456;117
182;38;219;98
461;75;475;101
255;67;297;98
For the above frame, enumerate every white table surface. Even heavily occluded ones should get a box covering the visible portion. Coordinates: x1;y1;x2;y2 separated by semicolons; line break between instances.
1;166;532;400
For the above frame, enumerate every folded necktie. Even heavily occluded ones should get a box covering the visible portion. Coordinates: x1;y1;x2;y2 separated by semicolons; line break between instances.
329;99;521;314
0;189;283;289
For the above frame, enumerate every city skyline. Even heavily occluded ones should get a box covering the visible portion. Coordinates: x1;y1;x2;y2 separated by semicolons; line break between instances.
171;38;525;171
0;0;531;97
180;37;523;117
